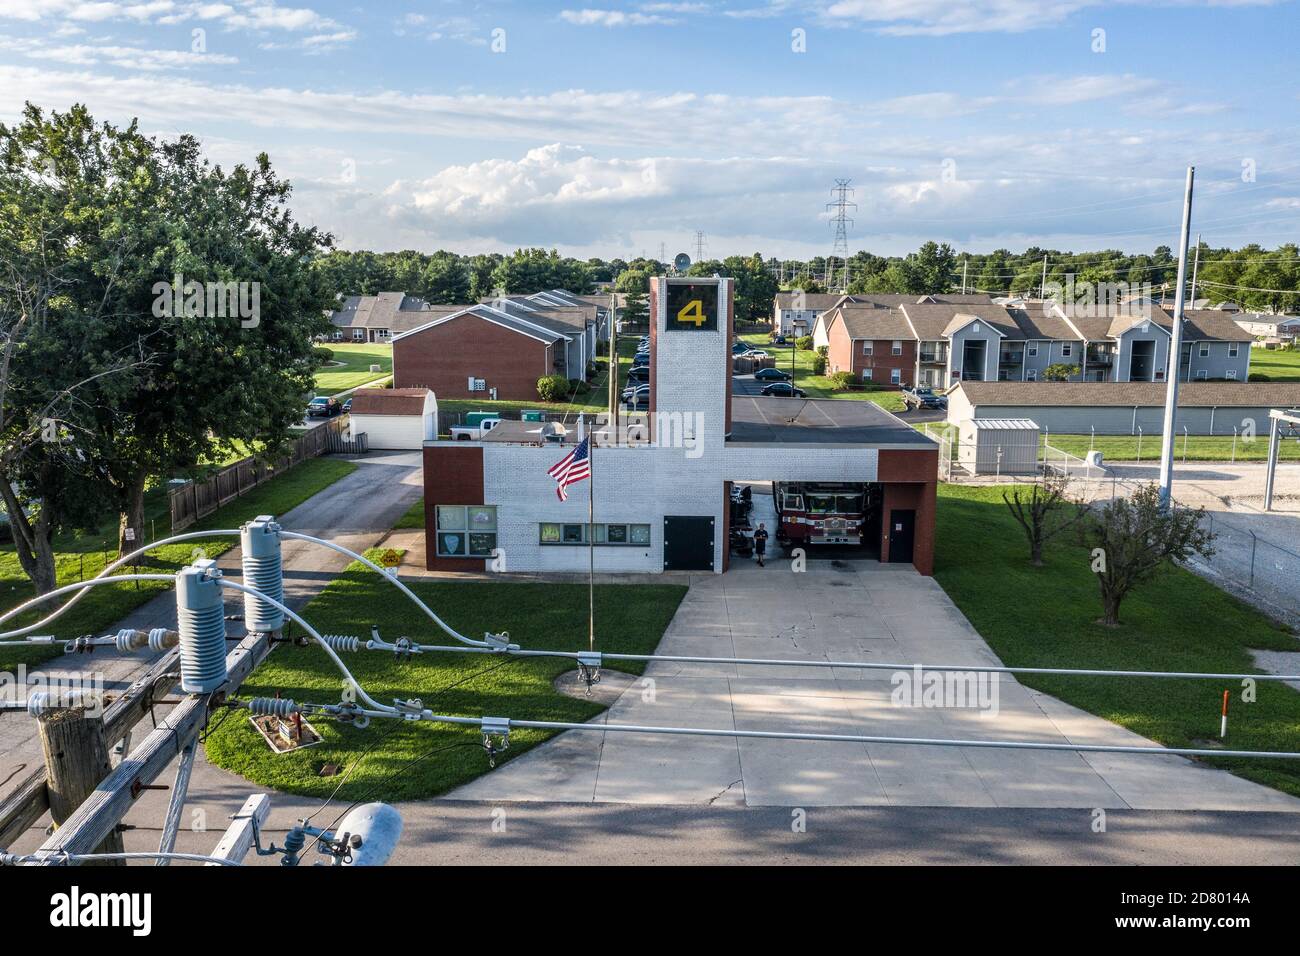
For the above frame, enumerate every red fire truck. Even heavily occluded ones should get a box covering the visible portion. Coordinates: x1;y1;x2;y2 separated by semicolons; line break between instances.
773;482;878;552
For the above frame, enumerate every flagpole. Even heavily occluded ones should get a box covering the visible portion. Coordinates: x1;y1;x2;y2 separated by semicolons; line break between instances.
587;424;595;653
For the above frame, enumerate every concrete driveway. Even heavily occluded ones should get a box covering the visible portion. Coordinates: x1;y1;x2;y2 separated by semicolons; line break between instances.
448;562;1300;811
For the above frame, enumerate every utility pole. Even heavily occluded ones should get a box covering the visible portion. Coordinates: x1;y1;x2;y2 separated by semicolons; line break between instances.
962;258;968;295
1040;255;1048;300
607;289;618;444
1158;166;1195;511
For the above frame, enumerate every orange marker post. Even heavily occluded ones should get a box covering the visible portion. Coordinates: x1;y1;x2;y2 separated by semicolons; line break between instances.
1220;689;1229;739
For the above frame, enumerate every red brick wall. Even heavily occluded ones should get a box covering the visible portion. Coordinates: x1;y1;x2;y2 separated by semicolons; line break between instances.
423;445;488;572
394;312;552;401
826;317;853;377
877;448;938;575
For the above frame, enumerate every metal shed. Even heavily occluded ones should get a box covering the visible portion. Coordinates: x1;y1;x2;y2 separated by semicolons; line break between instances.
957;418;1040;476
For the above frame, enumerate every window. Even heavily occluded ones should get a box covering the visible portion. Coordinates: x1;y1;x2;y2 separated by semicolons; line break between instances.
436;505;498;557
891;340;902;356
352;329;366;342
540;522;651;546
331;330;343;342
1061;343;1072;357
374;328;391;342
890;368;901;385
468;377;486;392
1027;342;1038;356
1199;343;1210;357
1026;369;1038;381
1195;369;1208;380
1229;343;1239;357
1226;369;1238;380
862;342;873;355
861;368;873;381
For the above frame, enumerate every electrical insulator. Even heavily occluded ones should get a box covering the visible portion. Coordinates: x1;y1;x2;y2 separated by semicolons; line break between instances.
240;515;284;633
321;634;360;653
113;628;148;653
148;628;178;652
248;697;299;717
26;689;87;716
176;559;228;693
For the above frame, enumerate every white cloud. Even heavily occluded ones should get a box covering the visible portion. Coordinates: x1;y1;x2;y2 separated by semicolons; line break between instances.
0;33;238;67
559;8;678;26
0;0;353;46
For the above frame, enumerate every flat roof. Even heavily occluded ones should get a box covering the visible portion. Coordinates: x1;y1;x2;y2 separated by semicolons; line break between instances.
729;396;933;446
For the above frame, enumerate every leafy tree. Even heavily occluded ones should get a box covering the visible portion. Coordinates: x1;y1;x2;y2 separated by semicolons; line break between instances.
1078;484;1215;626
1042;363;1080;381
1002;473;1084;567
419;252;470;303
3;104;334;560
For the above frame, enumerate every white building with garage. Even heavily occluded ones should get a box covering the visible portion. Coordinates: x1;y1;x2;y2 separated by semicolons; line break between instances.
421;277;941;575
348;387;436;449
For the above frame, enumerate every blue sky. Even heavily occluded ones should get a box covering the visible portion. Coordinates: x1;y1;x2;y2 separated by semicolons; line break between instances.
1;0;1297;259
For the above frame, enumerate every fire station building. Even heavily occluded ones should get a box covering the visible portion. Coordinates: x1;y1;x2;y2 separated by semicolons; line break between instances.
421;277;938;575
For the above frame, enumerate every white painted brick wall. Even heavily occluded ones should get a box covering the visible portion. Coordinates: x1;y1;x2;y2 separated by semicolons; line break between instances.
470;279;882;573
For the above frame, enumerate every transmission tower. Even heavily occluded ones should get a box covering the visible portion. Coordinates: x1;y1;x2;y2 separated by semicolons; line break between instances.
826;179;856;293
694;230;706;262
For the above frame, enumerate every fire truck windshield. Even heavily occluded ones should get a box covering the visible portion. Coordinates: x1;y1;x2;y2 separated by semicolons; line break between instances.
806;494;863;514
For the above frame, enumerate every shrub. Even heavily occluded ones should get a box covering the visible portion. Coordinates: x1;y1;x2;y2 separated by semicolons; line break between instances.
796;335;814;351
312;346;334;365
536;374;570;402
829;370;855;391
1248;372;1270;382
812;354;827;376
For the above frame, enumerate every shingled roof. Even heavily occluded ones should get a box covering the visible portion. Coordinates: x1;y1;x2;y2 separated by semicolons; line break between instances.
955;381;1300;407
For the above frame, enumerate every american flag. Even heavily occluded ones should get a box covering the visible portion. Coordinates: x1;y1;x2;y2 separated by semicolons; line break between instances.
547;436;591;501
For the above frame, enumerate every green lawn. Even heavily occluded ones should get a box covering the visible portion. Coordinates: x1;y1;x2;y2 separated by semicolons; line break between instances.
934;483;1300;797
392;497;425;530
738;332;906;412
0;457;358;668
315;343;393;395
1042;433;1300;462
1248;346;1300;382
204;571;687;801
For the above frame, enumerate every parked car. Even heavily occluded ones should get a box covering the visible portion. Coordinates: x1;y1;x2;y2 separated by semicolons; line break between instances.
342;397;352;413
745;350;770;360
622;382;650;402
449;417;503;440
901;386;947;411
627;365;650;384
760;382;807;398
307;396;342;418
753;367;792;382
624;391;650;411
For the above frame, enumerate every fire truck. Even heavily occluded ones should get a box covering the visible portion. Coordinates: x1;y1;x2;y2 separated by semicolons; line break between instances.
773;482;879;552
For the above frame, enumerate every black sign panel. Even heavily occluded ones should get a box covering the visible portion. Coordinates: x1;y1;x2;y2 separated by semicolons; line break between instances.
665;282;719;332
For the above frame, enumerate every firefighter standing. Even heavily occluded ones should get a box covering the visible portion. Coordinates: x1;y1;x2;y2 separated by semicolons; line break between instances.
753;522;768;567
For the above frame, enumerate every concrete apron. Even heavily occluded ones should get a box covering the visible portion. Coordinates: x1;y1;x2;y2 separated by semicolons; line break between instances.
445;562;1300;811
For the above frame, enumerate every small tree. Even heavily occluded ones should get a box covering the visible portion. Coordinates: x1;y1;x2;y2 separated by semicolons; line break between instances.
1078;484;1215;627
1042;363;1079;382
1002;472;1084;567
795;335;813;350
812;353;827;376
828;370;855;390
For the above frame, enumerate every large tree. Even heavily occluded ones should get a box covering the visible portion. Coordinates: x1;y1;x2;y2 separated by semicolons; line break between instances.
2;104;334;565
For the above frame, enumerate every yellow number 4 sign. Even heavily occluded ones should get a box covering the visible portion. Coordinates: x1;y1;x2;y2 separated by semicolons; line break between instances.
676;299;706;327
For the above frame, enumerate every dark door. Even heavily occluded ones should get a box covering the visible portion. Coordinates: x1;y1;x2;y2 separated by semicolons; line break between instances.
1129;340;1154;381
663;515;715;571
887;509;915;564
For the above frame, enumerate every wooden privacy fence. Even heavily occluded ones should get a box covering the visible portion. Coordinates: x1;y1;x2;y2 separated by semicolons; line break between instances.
168;417;359;531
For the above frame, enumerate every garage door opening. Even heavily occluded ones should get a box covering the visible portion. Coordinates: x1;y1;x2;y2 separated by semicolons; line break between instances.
730;480;882;563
